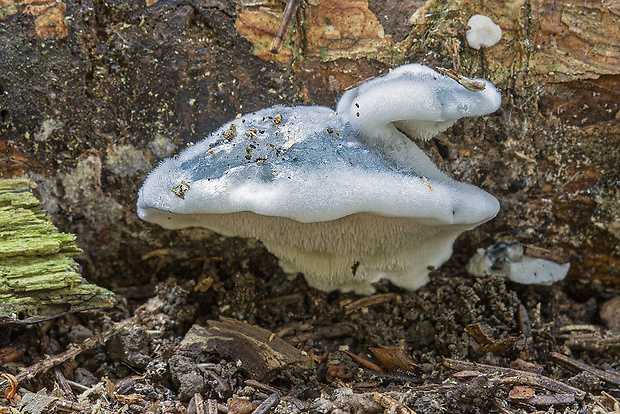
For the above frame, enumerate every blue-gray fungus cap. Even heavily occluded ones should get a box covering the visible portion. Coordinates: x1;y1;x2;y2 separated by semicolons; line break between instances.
138;64;502;294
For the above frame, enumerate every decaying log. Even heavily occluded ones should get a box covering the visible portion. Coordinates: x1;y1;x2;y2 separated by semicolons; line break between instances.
0;178;115;324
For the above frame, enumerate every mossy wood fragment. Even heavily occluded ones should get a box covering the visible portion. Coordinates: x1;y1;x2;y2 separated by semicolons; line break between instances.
0;178;115;324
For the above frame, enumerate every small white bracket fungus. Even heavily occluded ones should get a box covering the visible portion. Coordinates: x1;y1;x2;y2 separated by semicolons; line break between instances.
466;14;502;50
467;239;570;285
138;64;502;294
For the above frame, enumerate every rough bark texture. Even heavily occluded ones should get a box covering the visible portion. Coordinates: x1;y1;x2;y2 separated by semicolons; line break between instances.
0;0;618;292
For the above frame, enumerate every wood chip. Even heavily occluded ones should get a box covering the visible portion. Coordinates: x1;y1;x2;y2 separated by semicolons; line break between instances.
374;393;417;414
508;385;535;400
369;345;421;373
525;393;576;406
600;296;620;332
180;318;313;380
466;323;493;346
228;397;256;414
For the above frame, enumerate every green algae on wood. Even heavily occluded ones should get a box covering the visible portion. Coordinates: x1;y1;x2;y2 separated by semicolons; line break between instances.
0;178;115;324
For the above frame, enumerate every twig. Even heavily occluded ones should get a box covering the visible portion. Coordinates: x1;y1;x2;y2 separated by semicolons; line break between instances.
260;293;303;305
77;381;104;400
517;304;534;358
345;351;384;373
0;342;26;365
252;392;281;414
16;308;152;383
443;358;586;400
245;379;280;394
559;327;620;352
269;0;301;53
53;399;89;412
523;244;570;263
53;367;76;402
435;67;486;91
343;293;400;314
362;370;423;385
64;379;89;392
522;393;575;406
204;369;232;398
550;352;620;386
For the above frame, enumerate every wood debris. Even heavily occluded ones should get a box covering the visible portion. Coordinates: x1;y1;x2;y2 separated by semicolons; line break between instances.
252;392;280;414
343;293;400;314
180;318;313;380
550;352;620;386
269;0;300;54
436;67;486;92
14;308;152;383
374;393;417;414
444;358;586;401
369;345;421;373
0;178;115;324
466;322;518;356
517;304;534;359
345;351;384;373
558;325;620;352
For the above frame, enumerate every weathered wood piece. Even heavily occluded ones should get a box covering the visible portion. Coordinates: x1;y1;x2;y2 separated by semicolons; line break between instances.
0;178;115;324
180;318;314;380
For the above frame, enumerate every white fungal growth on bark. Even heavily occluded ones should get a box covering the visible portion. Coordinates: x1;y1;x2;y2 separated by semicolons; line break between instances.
467;239;570;285
137;64;502;294
466;14;502;50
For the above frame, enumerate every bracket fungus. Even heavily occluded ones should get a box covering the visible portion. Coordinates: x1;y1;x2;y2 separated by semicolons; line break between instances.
137;64;501;294
467;239;570;285
466;14;502;50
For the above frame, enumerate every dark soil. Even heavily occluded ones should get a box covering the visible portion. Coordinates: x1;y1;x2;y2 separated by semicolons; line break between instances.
1;241;619;413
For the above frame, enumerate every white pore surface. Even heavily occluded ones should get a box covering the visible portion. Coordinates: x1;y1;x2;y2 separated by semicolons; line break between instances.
137;64;502;293
466;14;502;50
